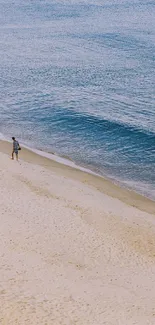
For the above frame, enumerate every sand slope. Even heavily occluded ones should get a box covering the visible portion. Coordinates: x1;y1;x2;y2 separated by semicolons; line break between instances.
0;151;155;324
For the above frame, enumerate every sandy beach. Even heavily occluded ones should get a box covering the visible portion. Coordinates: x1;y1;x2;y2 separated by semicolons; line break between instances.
0;140;155;325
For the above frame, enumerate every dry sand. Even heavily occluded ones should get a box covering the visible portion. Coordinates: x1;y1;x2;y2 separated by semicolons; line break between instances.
0;140;155;324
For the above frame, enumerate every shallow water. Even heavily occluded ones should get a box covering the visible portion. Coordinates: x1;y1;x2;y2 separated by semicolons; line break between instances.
0;0;155;198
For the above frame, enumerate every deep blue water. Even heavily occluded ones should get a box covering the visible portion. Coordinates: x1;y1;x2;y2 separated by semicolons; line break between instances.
0;0;155;198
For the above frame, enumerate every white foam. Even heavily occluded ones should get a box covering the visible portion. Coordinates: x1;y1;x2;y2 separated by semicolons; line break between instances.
22;144;100;177
0;132;6;140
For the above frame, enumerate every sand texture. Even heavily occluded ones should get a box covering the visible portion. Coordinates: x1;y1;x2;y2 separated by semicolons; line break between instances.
0;148;155;324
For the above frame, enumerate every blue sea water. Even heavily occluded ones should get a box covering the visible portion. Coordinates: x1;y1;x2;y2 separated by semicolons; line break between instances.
0;0;155;198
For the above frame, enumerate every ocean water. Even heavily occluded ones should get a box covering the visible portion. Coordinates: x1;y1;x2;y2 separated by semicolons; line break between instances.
0;0;155;199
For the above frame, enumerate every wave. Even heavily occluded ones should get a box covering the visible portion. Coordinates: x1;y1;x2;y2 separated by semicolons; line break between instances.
50;108;155;143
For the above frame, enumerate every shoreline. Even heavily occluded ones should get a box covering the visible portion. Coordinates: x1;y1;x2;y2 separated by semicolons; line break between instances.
1;133;154;202
0;139;155;215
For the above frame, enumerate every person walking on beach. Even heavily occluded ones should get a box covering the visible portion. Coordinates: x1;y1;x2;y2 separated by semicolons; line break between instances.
12;137;20;161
